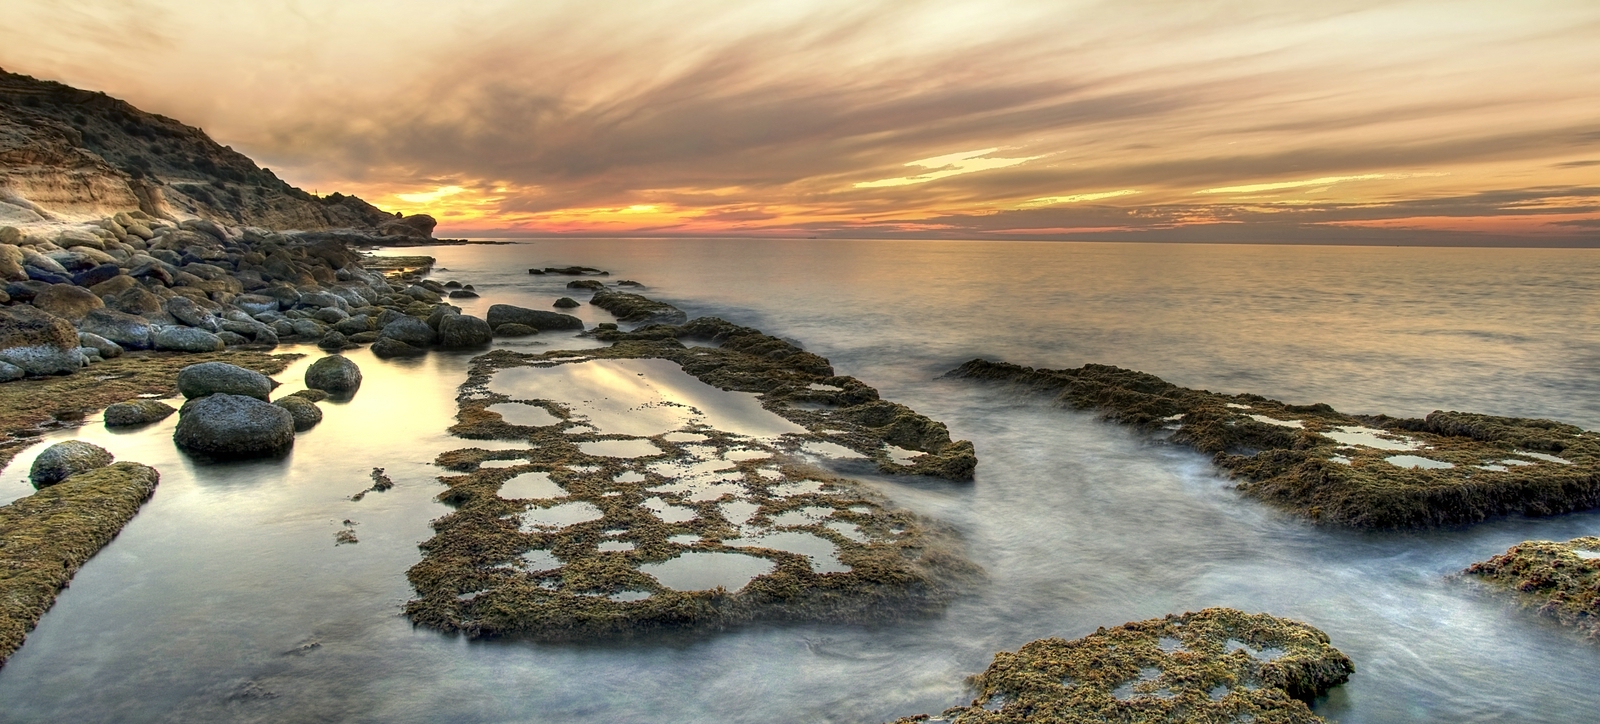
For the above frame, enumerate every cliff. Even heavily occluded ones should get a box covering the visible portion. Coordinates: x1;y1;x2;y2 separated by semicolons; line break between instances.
0;68;431;239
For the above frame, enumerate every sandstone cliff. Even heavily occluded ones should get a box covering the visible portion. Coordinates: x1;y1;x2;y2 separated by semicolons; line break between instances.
0;69;432;240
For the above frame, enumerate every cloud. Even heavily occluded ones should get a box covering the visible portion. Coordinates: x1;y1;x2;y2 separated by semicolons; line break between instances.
854;148;1046;188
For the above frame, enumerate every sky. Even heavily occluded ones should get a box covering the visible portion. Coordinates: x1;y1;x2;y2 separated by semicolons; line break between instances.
3;0;1599;244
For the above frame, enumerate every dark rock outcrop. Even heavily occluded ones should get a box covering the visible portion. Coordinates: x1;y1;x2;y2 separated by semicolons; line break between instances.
305;355;362;394
437;314;492;348
174;393;294;457
0;304;80;375
484;304;582;331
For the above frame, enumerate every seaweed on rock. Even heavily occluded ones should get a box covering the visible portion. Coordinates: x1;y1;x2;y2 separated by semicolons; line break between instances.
1465;537;1600;639
405;308;982;640
895;608;1354;724
948;359;1600;529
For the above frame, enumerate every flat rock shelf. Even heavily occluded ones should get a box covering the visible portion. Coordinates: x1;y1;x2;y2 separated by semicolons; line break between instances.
896;608;1355;724
406;314;982;640
1466;536;1600;639
949;360;1600;529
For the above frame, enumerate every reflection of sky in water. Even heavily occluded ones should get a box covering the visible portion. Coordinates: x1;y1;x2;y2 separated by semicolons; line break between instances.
487;358;804;438
484;402;560;427
1248;414;1303;428
517;501;604;530
578;439;662;458
724;531;849;574
639;551;774;592
1324;426;1422;451
500;472;563;499
1386;455;1454;469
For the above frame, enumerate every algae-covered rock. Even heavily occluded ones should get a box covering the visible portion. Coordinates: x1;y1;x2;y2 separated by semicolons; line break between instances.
29;440;114;488
437;314;493;348
589;289;688;326
896;608;1353;724
493;323;537;337
566;279;605;291
484;304;582;331
552;297;579;308
0;461;160;667
273;395;323;431
174;393;294;457
0;304;81;376
948;359;1600;529
1466;537;1600;639
371;336;425;358
104;399;177;427
305;355;362;394
176;361;273;400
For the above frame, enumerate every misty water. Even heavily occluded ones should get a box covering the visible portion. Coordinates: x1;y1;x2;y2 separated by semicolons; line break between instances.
1;239;1598;723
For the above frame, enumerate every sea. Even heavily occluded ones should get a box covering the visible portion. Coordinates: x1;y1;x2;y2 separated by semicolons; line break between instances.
0;239;1596;723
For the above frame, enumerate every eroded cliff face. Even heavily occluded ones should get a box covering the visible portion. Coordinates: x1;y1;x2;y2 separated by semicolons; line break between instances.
0;69;421;236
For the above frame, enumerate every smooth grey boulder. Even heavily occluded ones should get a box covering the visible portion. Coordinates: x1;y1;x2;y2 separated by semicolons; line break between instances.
154;326;225;352
290;318;327;338
298;291;346;310
402;285;441;303
378;316;435;347
0;361;23;382
104;399;177;427
20;248;68;275
30;440;114;488
174;393;294;457
370;337;424;358
305;354;362;393
0;304;82;375
438;314;492;348
176;361;272;400
484;304;583;331
333;315;370;335
32;284;104;323
79;308;154;350
317;331;350;350
77;331;123;359
166;296;221;331
313;307;349;324
425;305;461;330
273;395;323;431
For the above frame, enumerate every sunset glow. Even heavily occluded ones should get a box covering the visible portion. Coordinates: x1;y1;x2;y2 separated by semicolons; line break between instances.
2;0;1597;243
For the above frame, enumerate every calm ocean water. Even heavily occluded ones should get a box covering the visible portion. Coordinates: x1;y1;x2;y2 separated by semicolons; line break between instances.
0;239;1596;723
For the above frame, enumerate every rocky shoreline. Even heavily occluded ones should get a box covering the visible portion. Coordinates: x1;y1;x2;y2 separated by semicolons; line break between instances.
948;359;1600;529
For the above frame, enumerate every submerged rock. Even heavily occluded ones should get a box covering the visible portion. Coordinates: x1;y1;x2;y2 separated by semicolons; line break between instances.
104;399;177;427
894;608;1354;724
1466;537;1600;638
174;393;295;457
273;395;323;431
437;314;492;348
0;304;81;375
29;440;114;488
484;304;582;332
176;361;273;400
948;359;1600;529
305;355;362;394
589;290;688;326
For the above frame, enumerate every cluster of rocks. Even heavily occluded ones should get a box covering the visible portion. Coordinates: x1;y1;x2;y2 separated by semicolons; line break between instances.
0;212;588;377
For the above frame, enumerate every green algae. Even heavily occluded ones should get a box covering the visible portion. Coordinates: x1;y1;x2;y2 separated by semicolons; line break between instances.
896;608;1354;724
949;360;1600;529
1465;536;1600;639
405;310;982;640
0;462;161;667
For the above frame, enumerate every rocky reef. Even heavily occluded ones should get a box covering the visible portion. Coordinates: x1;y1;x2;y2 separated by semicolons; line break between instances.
0;460;160;667
949;360;1600;529
405;307;982;640
897;608;1353;724
1466;537;1600;639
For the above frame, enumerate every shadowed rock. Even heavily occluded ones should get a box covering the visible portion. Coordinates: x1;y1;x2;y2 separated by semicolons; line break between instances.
78;309;153;351
273;395;323;431
103;399;176;427
176;361;272;400
485;304;582;331
378;316;436;347
29;440;113;488
438;314;492;348
31;284;103;323
0;304;81;375
174;393;294;457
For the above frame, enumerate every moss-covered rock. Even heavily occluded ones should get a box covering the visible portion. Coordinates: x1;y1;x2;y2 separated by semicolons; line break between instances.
103;399;177;427
589;290;688;325
0;461;161;668
28;440;113;488
948;359;1600;529
895;608;1354;724
1465;537;1600;639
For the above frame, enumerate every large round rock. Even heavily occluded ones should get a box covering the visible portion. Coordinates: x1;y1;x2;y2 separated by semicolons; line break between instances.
0;304;81;375
154;326;226;352
378;316;436;347
32;283;104;323
176;361;273;400
29;440;114;488
437;314;492;348
174;393;295;457
273;395;323;431
305;355;362;393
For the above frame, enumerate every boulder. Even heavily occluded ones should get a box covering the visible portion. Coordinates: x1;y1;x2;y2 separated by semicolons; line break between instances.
402;285;441;303
0;305;82;375
79;308;154;350
20;248;68;275
305;355;363;393
333;315;370;336
0;243;27;281
448;289;479;299
108;286;166;317
154;326;225;352
72;263;122;288
89;274;139;298
165;296;220;331
56;229;106;251
377;213;437;239
233;294;280;316
0;361;24;382
104;399;177;427
378;316;436;347
552;297;580;308
484;304;583;331
313;307;349;324
5;280;49;302
370;337;424;358
290;319;327;338
438;314;493;348
348;331;380;344
493;323;537;337
32;284;105;323
77;331;124;359
29;440;113;488
566;279;605;291
273;395;323;431
317;331;350;350
174;393;294;457
298;291;346;310
176;361;272;400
